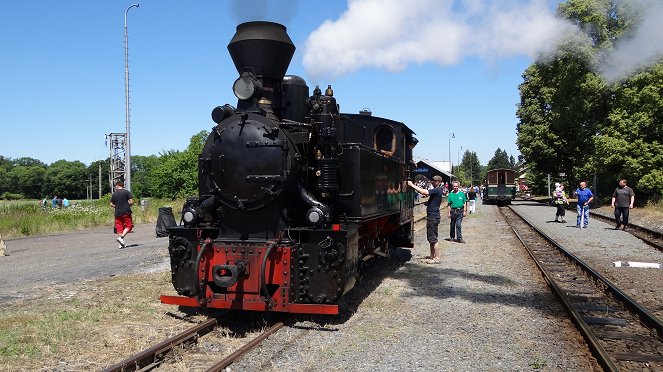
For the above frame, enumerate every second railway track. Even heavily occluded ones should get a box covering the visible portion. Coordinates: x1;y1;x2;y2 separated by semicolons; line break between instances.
501;206;663;371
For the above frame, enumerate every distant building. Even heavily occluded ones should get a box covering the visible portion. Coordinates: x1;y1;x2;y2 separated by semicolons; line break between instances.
414;160;454;184
431;161;452;174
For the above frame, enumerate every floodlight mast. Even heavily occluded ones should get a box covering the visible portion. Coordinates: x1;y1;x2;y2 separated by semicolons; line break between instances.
123;3;139;191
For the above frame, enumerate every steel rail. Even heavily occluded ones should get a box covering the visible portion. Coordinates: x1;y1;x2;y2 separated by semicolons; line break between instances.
507;206;663;338
102;318;217;372
205;321;285;372
588;210;663;251
521;198;663;251
501;207;619;372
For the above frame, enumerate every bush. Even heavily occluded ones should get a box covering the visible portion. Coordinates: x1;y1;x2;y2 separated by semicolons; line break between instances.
637;170;663;202
1;192;24;200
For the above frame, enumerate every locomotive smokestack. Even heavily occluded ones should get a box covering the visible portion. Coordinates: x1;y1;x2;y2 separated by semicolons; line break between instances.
227;21;295;83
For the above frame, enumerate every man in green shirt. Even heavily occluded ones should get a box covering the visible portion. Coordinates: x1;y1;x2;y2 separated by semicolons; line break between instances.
447;181;468;243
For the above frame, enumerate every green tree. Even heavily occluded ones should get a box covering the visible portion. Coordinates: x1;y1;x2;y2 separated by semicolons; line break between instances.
148;131;208;198
595;64;663;200
457;150;482;186
12;157;46;168
7;165;46;199
43;160;88;199
130;155;159;199
517;0;663;201
486;148;513;170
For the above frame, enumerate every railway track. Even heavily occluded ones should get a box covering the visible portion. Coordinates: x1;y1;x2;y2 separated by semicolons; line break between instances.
588;211;663;252
103;318;284;371
525;197;663;251
501;206;663;371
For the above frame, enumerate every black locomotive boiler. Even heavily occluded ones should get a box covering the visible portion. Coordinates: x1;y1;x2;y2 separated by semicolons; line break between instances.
161;21;418;314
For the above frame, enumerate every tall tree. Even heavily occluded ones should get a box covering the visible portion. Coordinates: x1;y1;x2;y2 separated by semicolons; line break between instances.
595;63;663;199
12;157;46;168
486;148;513;170
43;160;88;199
458;150;482;186
130;155;159;199
148;131;208;199
517;0;663;200
7;165;46;198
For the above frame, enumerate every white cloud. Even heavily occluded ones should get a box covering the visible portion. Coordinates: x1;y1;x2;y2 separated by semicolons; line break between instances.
302;0;577;80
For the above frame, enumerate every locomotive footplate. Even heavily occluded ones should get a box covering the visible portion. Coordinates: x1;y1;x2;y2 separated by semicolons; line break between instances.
160;241;339;315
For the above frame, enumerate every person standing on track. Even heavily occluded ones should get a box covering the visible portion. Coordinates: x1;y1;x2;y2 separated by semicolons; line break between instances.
447;181;468;243
408;175;444;263
110;181;134;248
611;179;635;230
574;181;594;228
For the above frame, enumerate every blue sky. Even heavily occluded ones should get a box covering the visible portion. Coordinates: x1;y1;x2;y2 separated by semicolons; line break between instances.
0;0;597;167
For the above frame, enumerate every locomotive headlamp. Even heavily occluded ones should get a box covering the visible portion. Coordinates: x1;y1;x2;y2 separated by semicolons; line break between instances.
306;208;322;225
182;207;198;227
233;74;259;100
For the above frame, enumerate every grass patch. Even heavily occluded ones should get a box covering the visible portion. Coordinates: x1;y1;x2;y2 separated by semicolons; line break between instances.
0;272;187;371
529;357;548;369
0;197;184;239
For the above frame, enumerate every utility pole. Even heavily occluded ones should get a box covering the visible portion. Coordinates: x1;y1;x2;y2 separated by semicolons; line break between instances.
124;3;139;192
98;163;102;199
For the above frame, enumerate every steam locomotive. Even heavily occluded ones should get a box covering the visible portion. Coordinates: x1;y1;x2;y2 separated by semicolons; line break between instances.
160;21;418;314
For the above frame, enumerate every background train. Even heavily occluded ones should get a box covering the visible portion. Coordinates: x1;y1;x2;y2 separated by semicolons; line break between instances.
160;21;417;315
482;168;517;205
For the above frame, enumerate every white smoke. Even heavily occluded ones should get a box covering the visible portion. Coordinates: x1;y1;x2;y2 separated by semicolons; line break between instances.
302;0;578;81
597;0;663;83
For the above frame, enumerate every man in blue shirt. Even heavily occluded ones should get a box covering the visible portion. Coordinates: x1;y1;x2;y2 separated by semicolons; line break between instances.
574;181;594;228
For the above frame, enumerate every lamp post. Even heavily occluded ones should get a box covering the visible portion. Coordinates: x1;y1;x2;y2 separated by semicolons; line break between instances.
469;150;473;186
124;3;139;191
448;132;454;172
458;145;462;166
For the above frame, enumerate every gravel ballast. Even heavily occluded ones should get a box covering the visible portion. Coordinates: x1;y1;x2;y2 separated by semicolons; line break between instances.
511;200;663;319
6;200;661;370
230;202;601;371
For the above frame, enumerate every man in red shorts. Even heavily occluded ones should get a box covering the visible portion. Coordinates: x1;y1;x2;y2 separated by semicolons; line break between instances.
110;181;134;248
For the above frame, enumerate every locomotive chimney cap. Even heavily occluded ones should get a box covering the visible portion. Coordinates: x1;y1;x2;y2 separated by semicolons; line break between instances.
227;21;295;82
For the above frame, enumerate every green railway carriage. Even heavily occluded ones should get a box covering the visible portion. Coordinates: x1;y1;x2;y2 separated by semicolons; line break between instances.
483;168;516;205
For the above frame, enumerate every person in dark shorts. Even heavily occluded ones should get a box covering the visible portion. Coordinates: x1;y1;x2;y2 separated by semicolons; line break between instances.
408;175;444;263
110;181;134;248
611;179;635;230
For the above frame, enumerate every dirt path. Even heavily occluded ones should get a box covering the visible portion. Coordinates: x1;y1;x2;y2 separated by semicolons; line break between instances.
0;224;169;303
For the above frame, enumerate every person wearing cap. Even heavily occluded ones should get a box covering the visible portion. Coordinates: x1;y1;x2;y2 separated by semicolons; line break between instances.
407;175;444;263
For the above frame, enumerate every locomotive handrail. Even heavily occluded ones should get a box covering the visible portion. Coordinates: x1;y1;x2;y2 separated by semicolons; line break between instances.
194;238;212;305
260;241;278;308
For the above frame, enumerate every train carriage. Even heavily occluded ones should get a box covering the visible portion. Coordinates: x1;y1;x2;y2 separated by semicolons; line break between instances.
483;168;516;205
